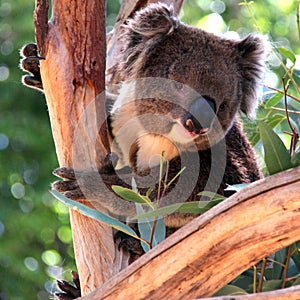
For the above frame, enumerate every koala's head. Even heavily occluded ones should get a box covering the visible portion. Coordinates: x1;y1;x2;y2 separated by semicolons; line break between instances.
111;3;265;169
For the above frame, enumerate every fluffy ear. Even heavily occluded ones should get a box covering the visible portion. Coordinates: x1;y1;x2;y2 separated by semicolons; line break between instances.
237;34;266;116
119;3;179;77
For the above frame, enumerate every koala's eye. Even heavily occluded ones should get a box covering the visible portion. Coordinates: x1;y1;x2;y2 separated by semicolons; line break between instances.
219;102;227;111
174;81;184;90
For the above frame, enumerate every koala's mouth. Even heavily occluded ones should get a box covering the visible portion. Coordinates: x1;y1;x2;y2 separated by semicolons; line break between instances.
184;118;209;135
168;119;209;144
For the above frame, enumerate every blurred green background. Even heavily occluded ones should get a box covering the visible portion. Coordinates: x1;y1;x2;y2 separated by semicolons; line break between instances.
0;0;299;299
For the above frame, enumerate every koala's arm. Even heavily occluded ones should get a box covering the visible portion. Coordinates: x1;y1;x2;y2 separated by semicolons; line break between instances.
52;155;162;217
20;43;44;90
53;168;137;217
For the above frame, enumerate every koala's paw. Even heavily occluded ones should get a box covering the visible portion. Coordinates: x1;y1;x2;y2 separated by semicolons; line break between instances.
52;153;121;200
54;270;81;300
114;230;144;263
20;43;44;90
52;167;85;200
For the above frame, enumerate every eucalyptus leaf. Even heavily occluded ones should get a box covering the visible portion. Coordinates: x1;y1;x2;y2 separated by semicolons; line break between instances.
131;200;223;221
213;284;248;296
287;257;299;278
292;241;300;270
277;47;296;64
50;190;138;239
131;177;138;192
258;121;293;175
248;132;260;146
197;191;226;201
112;185;152;206
225;183;250;193
265;93;283;108
230;275;253;292
261;280;283;292
135;204;166;252
136;204;151;252
268;114;286;128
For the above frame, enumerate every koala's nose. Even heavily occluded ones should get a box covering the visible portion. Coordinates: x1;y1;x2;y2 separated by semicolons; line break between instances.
183;96;216;134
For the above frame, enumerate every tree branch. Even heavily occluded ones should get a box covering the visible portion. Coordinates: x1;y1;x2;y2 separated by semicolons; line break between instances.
79;166;300;299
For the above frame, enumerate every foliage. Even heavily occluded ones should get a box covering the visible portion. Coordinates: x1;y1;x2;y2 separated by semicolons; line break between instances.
51;159;224;252
1;0;300;299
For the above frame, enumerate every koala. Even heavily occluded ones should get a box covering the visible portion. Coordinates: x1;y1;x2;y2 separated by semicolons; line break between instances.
21;2;265;257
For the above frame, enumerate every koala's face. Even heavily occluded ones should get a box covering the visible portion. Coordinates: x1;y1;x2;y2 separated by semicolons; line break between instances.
112;3;265;170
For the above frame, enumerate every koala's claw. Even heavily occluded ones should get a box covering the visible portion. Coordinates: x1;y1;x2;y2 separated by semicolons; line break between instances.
64;190;85;200
21;43;39;57
20;43;44;90
22;75;43;90
54;270;81;299
52;180;79;192
21;56;41;76
52;167;85;199
52;179;84;199
53;167;76;180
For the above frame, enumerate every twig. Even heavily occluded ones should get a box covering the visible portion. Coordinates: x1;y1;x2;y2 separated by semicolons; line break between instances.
258;258;267;292
264;85;300;104
282;77;299;155
282;245;293;288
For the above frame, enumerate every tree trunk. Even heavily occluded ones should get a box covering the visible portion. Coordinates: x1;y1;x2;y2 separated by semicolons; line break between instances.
34;0;183;296
34;0;127;295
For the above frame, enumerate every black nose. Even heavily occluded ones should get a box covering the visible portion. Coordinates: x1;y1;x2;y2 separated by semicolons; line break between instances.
183;96;216;133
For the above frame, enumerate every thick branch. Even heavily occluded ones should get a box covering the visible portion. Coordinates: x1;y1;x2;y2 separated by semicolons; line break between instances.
80;166;300;299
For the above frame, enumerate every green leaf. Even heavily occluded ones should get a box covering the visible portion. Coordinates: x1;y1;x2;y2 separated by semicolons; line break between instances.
277;47;296;64
214;284;248;296
131;177;138;192
112;185;152;207
225;183;250;193
50;190;138;239
268;114;286;128
292;241;300;269
135;204;166;252
287;256;299;277
136;204;151;252
248;131;260;146
265;93;283;108
258;121;293;175
231;274;253;292
261;280;283;292
130;200;223;221
197;191;226;201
